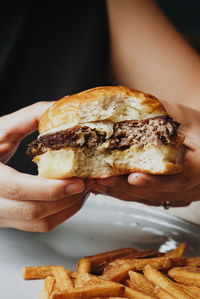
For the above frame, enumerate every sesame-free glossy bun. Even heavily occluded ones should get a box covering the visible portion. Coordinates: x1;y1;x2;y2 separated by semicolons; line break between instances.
39;86;167;134
32;86;183;178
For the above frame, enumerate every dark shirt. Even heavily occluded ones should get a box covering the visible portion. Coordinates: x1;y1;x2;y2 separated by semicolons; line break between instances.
0;1;109;173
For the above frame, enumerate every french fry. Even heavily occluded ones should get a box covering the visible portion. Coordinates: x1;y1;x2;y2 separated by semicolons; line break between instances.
73;272;126;291
22;244;200;299
50;283;125;299
185;258;200;267
175;283;200;297
125;278;135;288
87;248;141;274
75;258;91;287
144;265;191;299
68;271;77;280
75;273;106;288
52;266;73;291
92;249;162;275
75;276;129;298
128;270;155;297
165;243;186;258
122;249;163;260
40;276;56;299
170;257;186;267
68;271;77;285
168;267;200;287
52;283;59;293
87;248;140;266
23;266;53;279
102;257;172;282
124;286;155;299
154;286;176;299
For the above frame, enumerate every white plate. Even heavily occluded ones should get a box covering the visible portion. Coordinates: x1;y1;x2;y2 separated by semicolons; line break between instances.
0;195;200;299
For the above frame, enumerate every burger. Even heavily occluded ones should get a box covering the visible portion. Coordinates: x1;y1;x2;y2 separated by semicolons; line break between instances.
27;86;183;178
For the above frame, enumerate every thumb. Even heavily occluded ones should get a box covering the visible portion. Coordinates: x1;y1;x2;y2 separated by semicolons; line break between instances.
0;101;54;142
0;101;54;163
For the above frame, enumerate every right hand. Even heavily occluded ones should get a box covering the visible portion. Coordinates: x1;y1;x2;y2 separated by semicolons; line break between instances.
0;102;87;232
93;103;200;208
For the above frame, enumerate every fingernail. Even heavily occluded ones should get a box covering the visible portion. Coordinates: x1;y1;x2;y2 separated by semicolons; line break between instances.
65;181;85;195
128;173;147;186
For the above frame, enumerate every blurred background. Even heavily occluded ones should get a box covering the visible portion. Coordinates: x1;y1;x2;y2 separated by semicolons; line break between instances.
156;0;200;51
5;0;200;174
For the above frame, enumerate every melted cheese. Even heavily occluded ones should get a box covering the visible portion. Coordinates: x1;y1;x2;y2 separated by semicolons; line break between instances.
39;121;114;139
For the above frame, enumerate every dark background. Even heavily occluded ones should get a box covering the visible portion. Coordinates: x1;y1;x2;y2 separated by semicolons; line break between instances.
6;0;200;174
156;0;200;51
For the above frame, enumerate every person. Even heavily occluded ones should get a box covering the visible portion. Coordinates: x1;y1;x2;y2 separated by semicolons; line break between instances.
94;0;200;208
0;101;90;231
1;0;200;231
0;0;108;231
95;102;200;209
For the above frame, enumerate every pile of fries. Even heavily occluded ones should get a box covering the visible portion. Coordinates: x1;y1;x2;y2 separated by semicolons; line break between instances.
23;243;200;299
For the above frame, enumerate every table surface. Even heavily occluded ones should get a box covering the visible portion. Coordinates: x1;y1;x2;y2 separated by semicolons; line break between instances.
1;196;200;299
161;201;200;225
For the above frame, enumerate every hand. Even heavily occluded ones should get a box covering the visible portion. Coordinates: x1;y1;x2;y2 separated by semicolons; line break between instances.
93;103;200;208
0;102;87;231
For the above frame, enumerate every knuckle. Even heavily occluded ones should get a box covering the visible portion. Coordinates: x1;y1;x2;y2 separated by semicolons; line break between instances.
7;180;23;201
47;188;54;201
33;101;53;112
0;125;12;143
37;220;54;233
22;204;41;220
33;101;47;107
46;184;62;201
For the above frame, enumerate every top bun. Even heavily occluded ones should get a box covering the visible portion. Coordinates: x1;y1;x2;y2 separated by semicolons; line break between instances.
39;86;167;134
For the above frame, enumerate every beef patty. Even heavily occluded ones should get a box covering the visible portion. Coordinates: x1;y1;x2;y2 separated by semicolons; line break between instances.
27;115;180;158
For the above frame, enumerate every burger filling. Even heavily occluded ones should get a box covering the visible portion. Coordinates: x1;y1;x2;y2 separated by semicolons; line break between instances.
27;115;180;158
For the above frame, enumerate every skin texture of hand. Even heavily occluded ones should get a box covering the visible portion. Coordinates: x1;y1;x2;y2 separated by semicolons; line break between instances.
94;103;200;208
0;102;87;232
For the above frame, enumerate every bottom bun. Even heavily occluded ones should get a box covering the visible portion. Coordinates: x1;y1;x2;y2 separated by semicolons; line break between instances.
33;140;183;178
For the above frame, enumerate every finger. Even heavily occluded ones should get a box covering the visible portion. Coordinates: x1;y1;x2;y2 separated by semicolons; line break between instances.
97;176;160;201
91;183;109;195
98;172;188;193
0;101;53;142
98;173;184;193
0;163;85;201
127;172;186;192
96;176;190;205
0;102;54;163
101;186;145;202
103;186;191;207
0;197;85;232
84;178;96;191
94;178;159;204
0;192;87;221
128;149;199;192
95;183;160;205
97;177;192;206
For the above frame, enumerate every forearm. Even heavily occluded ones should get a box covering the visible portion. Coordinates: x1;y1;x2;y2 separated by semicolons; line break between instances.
107;0;200;110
